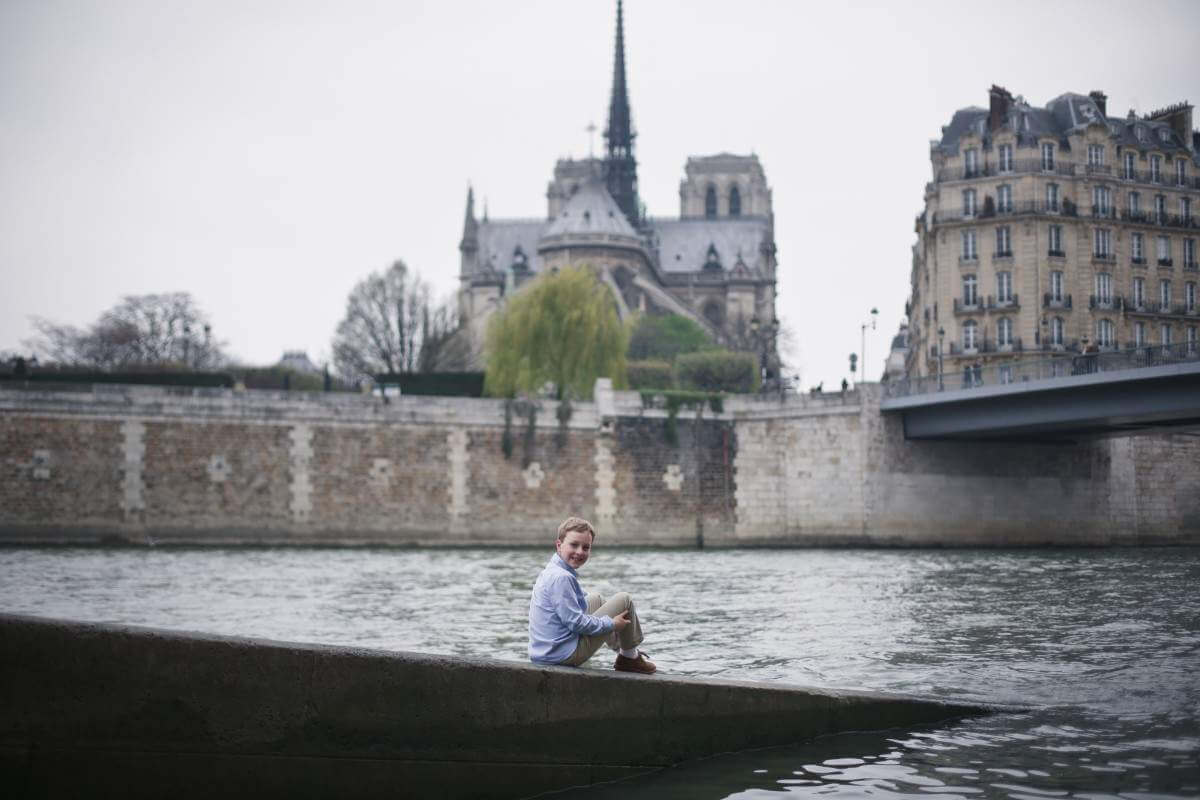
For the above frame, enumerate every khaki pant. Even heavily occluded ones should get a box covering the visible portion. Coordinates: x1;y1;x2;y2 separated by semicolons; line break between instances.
562;592;645;667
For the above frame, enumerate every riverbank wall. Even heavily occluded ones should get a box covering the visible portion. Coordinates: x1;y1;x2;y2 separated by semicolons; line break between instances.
0;614;993;799
1;381;1197;546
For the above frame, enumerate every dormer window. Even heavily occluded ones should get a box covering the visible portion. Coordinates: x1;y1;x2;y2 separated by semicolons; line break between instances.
998;144;1013;173
511;245;529;271
1136;126;1147;143
1158;128;1171;143
1041;143;1055;171
704;185;717;218
729;186;741;216
964;148;980;178
703;243;722;271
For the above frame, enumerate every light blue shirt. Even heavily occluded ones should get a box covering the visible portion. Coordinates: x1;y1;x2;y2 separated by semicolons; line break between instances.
528;553;615;664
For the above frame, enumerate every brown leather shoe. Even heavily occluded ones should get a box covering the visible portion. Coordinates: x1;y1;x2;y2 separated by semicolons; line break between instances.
614;651;656;674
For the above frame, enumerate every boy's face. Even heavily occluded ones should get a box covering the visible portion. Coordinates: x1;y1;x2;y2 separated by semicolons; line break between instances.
555;530;593;570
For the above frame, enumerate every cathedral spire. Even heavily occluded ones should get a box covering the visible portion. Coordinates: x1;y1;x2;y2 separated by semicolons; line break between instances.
459;185;478;255
604;0;639;226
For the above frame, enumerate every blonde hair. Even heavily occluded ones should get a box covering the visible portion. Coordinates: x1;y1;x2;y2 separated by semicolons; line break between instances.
556;516;596;542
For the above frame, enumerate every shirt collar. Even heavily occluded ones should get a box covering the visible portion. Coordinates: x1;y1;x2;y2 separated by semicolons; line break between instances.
550;552;577;576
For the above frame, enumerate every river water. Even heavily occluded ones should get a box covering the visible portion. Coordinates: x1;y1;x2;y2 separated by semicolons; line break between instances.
1;546;1197;799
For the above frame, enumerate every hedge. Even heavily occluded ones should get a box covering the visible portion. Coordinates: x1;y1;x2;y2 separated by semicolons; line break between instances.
625;359;674;390
674;350;760;394
0;370;235;388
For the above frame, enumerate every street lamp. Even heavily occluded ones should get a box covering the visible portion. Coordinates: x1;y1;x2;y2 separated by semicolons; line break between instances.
937;325;945;391
860;307;878;383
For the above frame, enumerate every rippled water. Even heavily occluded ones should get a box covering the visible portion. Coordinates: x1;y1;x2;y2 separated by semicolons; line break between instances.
2;546;1198;799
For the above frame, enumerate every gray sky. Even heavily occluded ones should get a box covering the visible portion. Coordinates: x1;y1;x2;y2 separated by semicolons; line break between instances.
2;0;1197;385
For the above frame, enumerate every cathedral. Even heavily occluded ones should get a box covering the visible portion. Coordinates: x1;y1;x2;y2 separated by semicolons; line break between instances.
456;1;779;366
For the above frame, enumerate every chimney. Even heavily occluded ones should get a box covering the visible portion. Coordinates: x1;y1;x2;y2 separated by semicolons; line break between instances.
1147;102;1195;154
1088;91;1108;117
988;85;1013;131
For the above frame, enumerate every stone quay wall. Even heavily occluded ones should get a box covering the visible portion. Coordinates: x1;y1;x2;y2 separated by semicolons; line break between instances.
1;381;1197;546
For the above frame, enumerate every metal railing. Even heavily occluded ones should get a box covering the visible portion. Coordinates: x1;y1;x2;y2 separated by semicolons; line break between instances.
885;341;1200;399
938;158;1200;189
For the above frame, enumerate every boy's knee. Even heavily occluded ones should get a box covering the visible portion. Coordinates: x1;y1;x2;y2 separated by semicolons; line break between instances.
613;591;632;608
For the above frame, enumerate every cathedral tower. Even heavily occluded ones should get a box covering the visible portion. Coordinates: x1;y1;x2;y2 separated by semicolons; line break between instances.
604;0;640;227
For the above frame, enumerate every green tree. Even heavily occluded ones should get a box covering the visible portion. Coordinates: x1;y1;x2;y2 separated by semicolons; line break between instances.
627;312;713;362
484;266;628;399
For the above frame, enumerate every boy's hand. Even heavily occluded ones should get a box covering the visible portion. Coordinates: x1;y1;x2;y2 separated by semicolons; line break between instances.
611;610;631;632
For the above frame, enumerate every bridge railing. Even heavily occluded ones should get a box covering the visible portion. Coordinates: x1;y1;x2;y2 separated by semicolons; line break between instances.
885;341;1200;399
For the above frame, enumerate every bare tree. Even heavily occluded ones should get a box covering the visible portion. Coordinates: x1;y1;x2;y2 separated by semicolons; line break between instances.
332;260;462;380
25;293;226;369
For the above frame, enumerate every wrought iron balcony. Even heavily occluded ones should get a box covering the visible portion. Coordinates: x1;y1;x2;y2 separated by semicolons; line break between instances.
987;294;1019;310
1159;258;1174;268
953;298;982;314
1089;294;1122;310
1048;248;1066;258
1131;257;1147;267
1090;205;1117;220
1043;293;1072;309
1086;163;1112;176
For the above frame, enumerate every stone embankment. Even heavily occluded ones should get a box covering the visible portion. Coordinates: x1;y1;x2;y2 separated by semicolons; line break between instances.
2;380;1198;546
0;614;994;799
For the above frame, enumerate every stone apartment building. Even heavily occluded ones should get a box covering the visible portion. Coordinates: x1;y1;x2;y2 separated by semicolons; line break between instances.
456;1;779;368
908;86;1200;382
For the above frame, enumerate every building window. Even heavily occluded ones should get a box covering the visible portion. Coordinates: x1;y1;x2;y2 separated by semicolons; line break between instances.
705;185;717;218
997;185;1012;214
1092;185;1111;216
1182;197;1192;223
963;188;977;217
729;185;741;217
997;317;1013;346
1048;225;1063;256
1129;191;1140;216
1188;326;1197;353
1050;270;1064;302
1161;323;1172;346
1094;228;1112;258
1096;272;1112;303
997;271;1013;304
1160;279;1171;309
1097;318;1115;348
962;229;977;260
1155;195;1167;224
1151;155;1162;183
1158;235;1171;265
1051;317;1064;347
1132;232;1144;262
1134;321;1146;347
965;148;980;177
996;226;1011;256
1177;160;1187;186
1046;183;1059;212
1136;126;1147;143
1088;144;1105;167
998;144;1013;173
1124;152;1136;180
1133;277;1145;307
1185;238;1197;268
1186;281;1196;313
963;319;978;350
1041;143;1055;171
963;274;978;306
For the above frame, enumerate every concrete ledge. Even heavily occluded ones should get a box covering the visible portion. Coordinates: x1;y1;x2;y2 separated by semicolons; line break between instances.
0;614;995;799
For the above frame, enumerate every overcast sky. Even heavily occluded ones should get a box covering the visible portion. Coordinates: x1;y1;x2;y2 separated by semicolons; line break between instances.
2;0;1198;385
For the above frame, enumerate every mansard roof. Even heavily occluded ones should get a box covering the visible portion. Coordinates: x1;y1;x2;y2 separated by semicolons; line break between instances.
935;91;1196;158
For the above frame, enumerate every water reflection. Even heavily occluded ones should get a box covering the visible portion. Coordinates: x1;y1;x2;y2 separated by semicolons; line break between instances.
1;546;1198;798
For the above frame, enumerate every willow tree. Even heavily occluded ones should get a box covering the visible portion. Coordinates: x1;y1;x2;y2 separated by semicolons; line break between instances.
484;266;628;400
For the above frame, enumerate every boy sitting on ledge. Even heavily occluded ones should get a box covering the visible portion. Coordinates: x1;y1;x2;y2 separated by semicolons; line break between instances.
528;516;656;674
